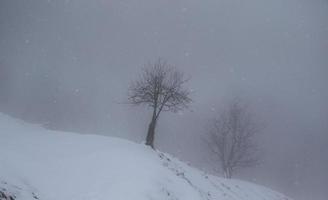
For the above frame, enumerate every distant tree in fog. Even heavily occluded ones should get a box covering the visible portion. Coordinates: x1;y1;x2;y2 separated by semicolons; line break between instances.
205;99;260;178
128;59;191;149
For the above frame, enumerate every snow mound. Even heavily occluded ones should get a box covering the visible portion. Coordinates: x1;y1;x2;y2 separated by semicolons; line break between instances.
0;113;292;200
0;180;39;200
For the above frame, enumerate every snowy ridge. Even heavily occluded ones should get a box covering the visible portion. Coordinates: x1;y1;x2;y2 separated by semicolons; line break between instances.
157;152;290;200
0;113;291;200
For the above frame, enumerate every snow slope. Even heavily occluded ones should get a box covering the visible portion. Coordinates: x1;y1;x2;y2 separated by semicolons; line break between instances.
0;113;291;200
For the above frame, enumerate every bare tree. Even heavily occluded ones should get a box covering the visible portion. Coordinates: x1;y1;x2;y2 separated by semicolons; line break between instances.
128;59;191;149
205;99;260;178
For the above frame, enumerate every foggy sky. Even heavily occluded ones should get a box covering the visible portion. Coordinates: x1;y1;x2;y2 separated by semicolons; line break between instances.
1;0;327;200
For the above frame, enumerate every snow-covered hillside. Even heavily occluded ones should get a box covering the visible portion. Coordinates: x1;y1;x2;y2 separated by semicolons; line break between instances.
0;113;291;200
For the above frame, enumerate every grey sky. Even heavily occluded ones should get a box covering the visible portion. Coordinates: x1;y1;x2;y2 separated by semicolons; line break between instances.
1;0;327;200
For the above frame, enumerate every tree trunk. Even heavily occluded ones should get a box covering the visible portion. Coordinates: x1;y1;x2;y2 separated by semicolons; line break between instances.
223;167;232;179
146;110;157;149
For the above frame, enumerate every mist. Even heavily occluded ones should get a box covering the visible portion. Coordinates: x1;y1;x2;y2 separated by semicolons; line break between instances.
1;0;327;199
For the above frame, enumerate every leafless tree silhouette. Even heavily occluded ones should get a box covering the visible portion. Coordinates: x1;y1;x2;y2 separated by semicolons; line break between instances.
128;59;191;149
205;99;260;178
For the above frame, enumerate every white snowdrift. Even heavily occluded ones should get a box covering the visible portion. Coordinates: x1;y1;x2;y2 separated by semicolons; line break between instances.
0;113;291;200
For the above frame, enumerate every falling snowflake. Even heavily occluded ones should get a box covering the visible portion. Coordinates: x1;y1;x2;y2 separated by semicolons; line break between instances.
184;52;190;57
181;7;188;13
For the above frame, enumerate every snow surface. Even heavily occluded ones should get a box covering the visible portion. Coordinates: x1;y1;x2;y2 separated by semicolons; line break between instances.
0;113;292;200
